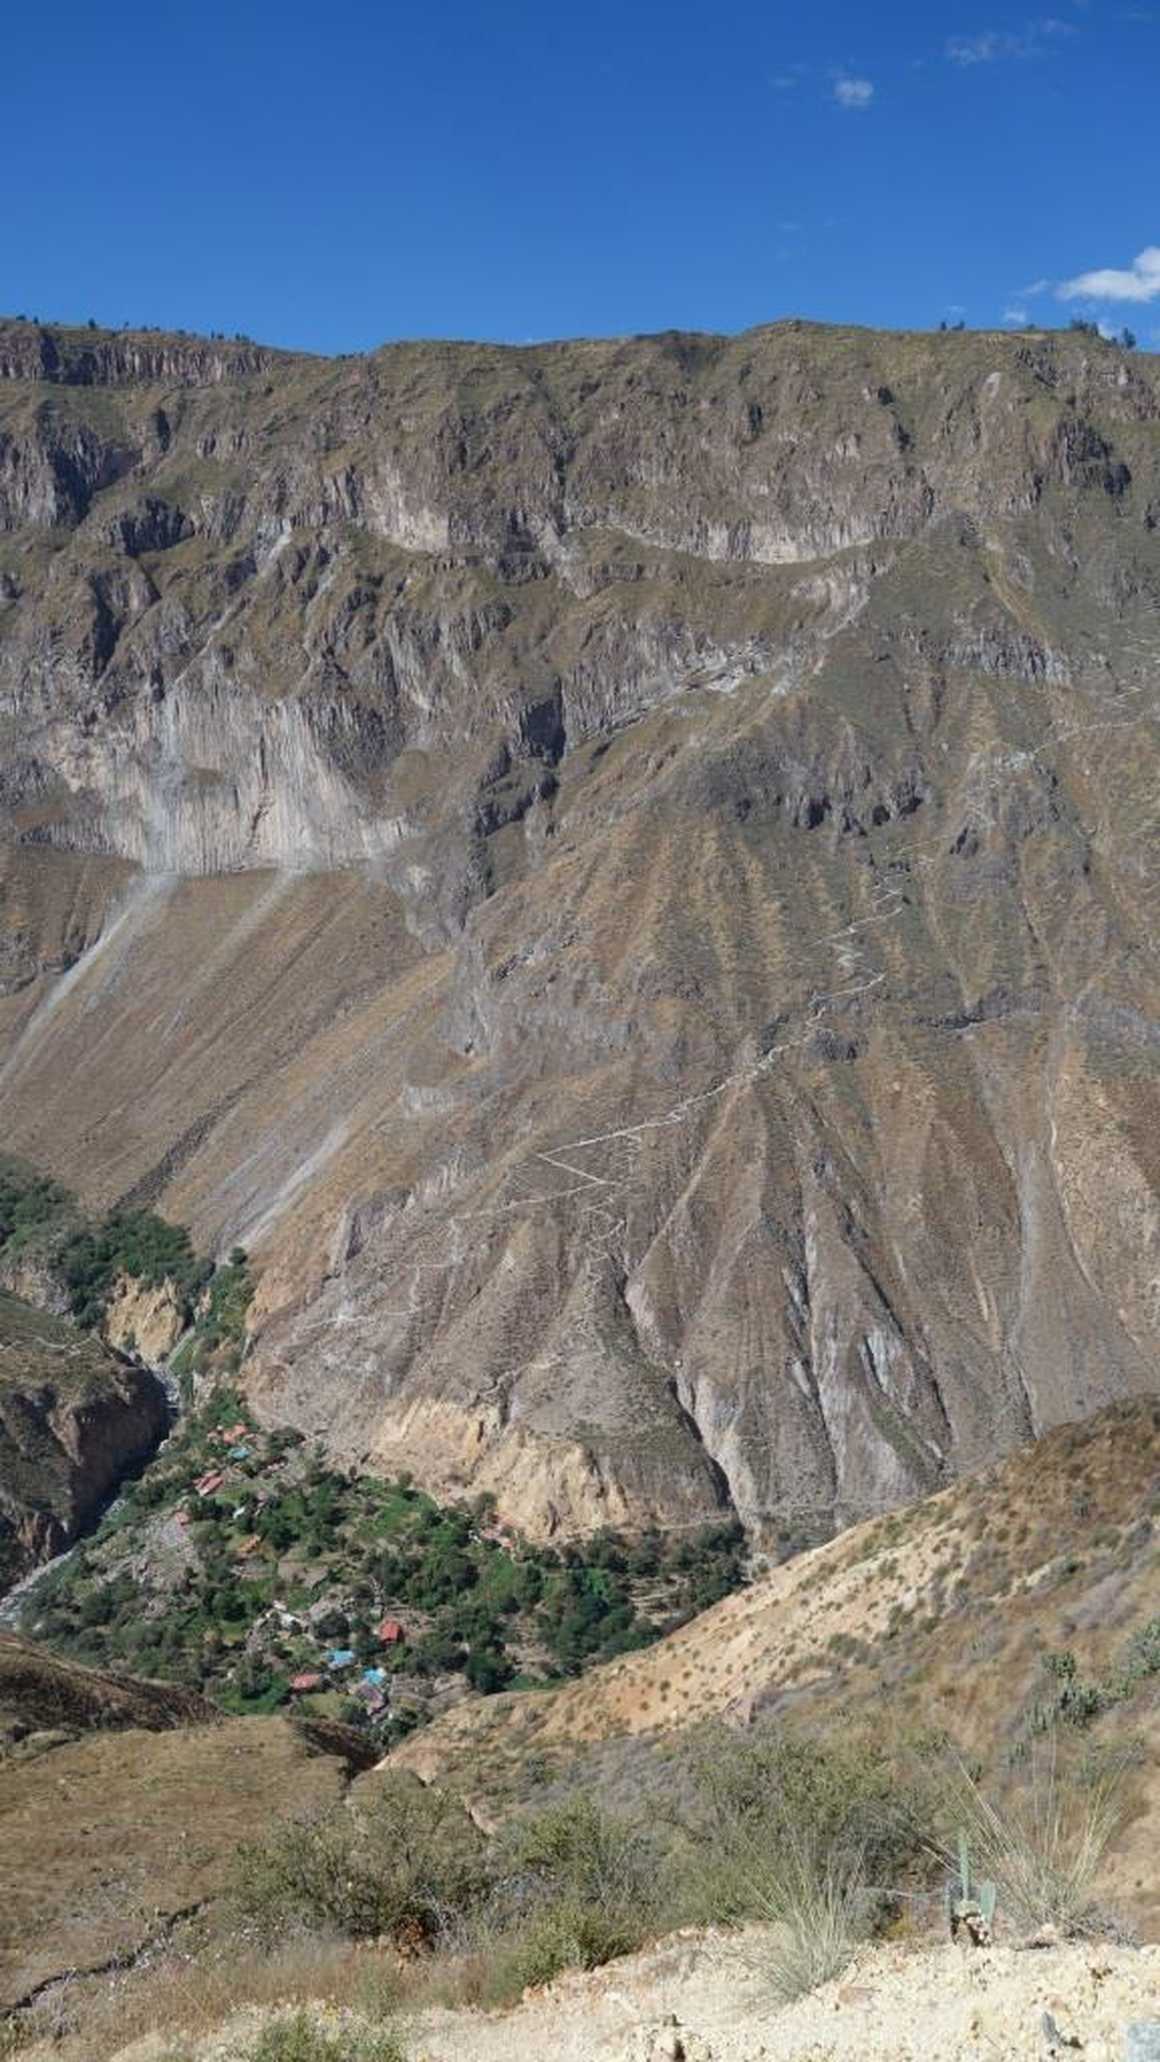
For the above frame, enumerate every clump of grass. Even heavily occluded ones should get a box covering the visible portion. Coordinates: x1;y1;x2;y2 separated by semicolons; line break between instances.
937;1739;1128;1938
761;1844;871;2003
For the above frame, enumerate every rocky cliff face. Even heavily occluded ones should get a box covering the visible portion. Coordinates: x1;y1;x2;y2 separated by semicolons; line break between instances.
0;316;1157;1541
0;1291;168;1589
100;1272;186;1362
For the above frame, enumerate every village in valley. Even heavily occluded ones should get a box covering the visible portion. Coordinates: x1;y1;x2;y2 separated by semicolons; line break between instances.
16;1385;749;1742
187;1421;411;1724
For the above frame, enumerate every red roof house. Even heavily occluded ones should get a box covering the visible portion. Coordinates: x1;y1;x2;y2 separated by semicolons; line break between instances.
289;1671;323;1693
194;1470;225;1497
377;1617;406;1646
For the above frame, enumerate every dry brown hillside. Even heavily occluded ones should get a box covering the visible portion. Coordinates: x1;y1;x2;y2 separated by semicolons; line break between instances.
389;1398;1160;1931
1;319;1159;1540
0;1631;214;1739
0;1694;372;2012
0;1404;1156;2046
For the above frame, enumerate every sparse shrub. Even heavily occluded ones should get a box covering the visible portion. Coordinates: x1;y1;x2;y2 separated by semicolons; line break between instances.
249;2013;405;2062
481;1898;639;1999
233;1773;488;1946
1030;1623;1160;1732
670;1723;936;1927
469;1794;660;2000
1114;1615;1160;1690
1030;1650;1110;1732
500;1793;657;1918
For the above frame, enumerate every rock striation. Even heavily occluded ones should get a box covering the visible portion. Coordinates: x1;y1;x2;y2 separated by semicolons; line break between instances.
0;316;1158;1540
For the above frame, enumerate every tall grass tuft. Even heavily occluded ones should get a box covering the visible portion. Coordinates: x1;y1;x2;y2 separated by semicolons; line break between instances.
752;1840;871;2003
937;1739;1128;1938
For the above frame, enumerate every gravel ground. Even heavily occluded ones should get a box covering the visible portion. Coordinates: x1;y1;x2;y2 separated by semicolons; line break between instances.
109;1933;1160;2062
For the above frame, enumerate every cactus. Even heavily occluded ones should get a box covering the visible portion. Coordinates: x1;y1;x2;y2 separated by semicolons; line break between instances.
946;1831;998;1944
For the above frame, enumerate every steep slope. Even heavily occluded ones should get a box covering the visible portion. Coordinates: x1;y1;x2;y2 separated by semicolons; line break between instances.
0;1632;215;1739
388;1399;1160;1873
1;317;1159;1538
0;1290;167;1588
0;1409;1155;2050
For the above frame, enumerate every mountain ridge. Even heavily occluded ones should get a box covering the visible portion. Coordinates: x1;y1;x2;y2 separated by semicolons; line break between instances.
1;316;1158;1540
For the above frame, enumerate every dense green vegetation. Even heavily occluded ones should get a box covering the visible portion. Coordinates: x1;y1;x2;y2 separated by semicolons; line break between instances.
0;1154;211;1331
20;1386;747;1740
0;1160;77;1251
167;1247;253;1394
60;1210;209;1329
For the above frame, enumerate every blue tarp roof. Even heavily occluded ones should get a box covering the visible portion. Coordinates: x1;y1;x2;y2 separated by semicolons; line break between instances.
328;1649;356;1667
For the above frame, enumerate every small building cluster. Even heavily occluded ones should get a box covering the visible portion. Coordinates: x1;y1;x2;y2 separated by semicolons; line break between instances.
176;1414;421;1724
286;1635;401;1715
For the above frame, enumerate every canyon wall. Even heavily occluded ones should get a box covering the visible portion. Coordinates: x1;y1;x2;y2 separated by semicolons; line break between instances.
0;316;1157;1539
0;1290;168;1589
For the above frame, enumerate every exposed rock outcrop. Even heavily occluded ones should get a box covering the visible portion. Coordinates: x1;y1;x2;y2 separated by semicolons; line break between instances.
0;1291;168;1589
101;1272;186;1362
0;320;291;388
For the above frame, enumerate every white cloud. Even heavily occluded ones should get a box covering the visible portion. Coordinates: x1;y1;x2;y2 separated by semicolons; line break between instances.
834;74;874;107
1058;246;1160;303
946;18;1076;62
1004;305;1030;324
948;31;1008;61
1019;277;1050;296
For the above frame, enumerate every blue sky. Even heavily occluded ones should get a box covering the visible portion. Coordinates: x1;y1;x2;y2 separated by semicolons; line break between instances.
4;0;1158;353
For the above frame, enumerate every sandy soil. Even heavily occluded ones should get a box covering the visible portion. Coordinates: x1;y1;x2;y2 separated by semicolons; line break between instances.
110;1933;1160;2062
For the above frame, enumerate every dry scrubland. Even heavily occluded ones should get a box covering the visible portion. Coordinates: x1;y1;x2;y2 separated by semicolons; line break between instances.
98;1939;1160;2062
390;1403;1160;1882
